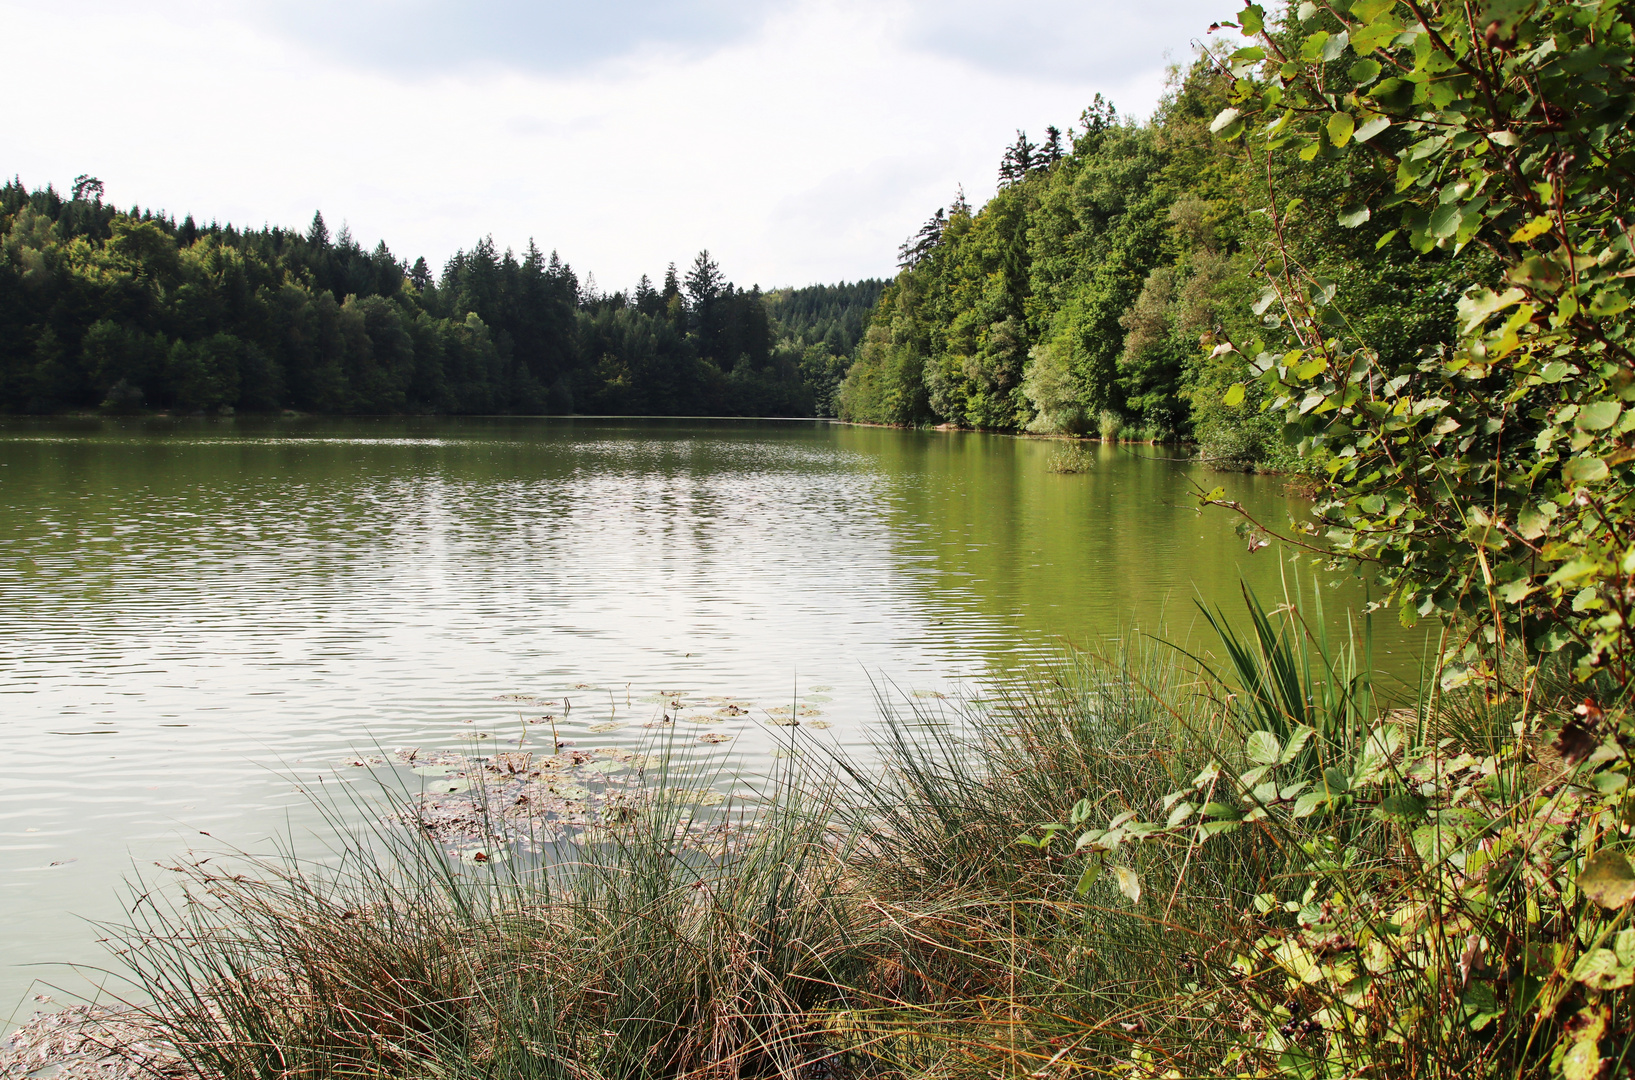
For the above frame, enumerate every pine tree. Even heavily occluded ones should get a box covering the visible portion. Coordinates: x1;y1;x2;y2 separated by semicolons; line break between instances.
1041;126;1064;166
307;210;329;247
684;251;724;309
897;207;947;270
635;274;662;316
998;131;1037;186
410;257;432;291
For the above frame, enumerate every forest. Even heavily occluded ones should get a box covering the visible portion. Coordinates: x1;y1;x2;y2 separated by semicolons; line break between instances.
0;177;882;420
839;57;1495;466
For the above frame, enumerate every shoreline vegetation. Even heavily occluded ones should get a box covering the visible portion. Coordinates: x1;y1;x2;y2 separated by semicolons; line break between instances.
13;587;1625;1080
13;0;1635;1076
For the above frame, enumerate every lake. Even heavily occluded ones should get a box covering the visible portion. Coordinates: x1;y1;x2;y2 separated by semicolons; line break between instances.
0;416;1423;1018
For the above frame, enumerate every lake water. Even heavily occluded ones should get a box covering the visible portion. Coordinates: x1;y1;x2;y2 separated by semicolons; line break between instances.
0;416;1422;1019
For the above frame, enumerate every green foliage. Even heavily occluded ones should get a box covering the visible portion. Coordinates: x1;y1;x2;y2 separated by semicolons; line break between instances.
1022;587;1635;1079
1211;0;1635;681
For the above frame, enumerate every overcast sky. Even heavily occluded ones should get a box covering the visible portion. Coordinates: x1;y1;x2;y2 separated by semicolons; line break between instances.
3;0;1230;291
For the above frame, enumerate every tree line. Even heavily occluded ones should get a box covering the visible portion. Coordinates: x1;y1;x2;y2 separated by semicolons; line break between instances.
0;177;883;418
839;57;1491;466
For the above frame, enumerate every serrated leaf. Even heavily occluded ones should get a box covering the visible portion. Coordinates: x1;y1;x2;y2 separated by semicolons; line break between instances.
1223;382;1246;406
1429;204;1462;238
1292;791;1328;818
1576;401;1622;431
1580;850;1635;909
1279;726;1316;764
1348;58;1382;85
1327;111;1356;147
1572;948;1635;990
1355;115;1391;142
1338;204;1370;228
1564;456;1610;485
1166;801;1196;828
1246;730;1281;765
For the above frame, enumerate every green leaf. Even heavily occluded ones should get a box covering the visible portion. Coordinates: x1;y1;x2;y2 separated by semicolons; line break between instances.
1375;792;1426;821
1209;107;1242;134
1571;948;1635;990
1348;58;1382;85
1279;726;1315;764
1327;112;1356;148
1223;383;1246;406
1337;203;1370;228
1429;204;1462;239
1590;289;1630;317
1564;456;1611;485
1374;229;1399;250
1463;984;1502;1031
1246;730;1281;765
1355;115;1391;142
1292;791;1329;818
1576;401;1622;431
1580;850;1635;908
1240;4;1265;35
1074;855;1103;896
1509;255;1566;291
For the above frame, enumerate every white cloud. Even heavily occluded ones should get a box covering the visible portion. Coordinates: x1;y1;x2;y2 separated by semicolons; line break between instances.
1;0;1225;290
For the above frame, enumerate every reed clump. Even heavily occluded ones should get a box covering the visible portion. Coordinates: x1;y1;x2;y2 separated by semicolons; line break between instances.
106;588;1635;1079
1045;442;1097;474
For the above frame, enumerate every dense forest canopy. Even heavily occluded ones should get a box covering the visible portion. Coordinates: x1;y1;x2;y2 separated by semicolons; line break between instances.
0;177;884;419
840;62;1493;465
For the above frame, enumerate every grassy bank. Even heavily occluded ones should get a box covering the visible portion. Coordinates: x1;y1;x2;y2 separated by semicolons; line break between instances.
103;590;1635;1079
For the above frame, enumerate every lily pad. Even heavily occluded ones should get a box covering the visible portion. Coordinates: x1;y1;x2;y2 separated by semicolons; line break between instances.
427;778;471;795
586;721;625;733
583;759;628;775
